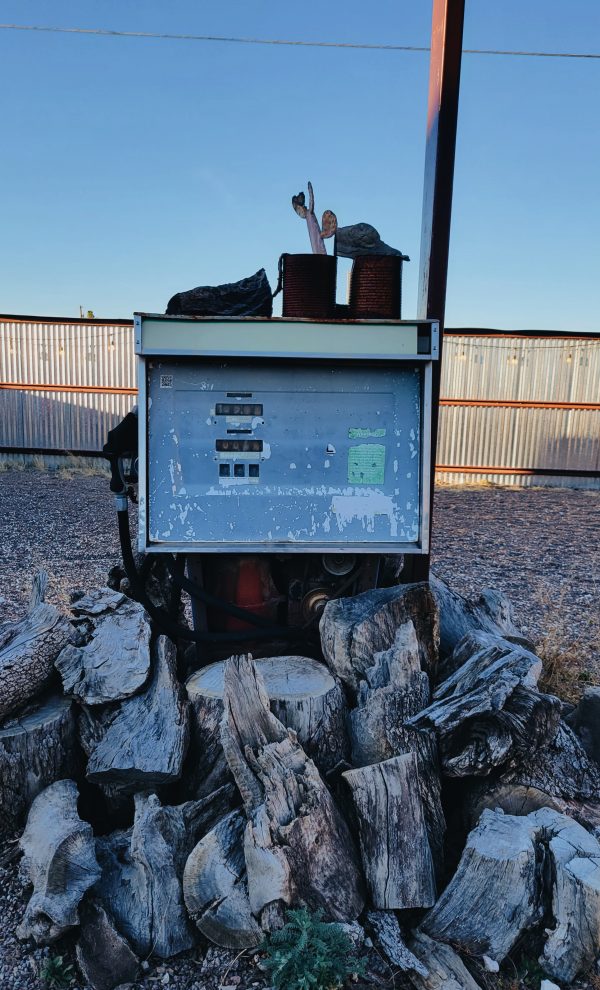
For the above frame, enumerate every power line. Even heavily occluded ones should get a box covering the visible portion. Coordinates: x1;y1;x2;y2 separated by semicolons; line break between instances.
0;23;599;59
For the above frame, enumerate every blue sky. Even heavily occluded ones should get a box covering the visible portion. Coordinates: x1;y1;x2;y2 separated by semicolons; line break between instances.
1;1;599;330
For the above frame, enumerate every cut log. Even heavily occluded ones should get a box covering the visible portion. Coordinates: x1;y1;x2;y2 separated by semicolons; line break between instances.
320;583;439;694
95;790;228;958
537;807;600;983
220;654;364;927
365;911;428;977
186;655;348;795
0;571;73;721
0;694;78;829
75;900;140;990
466;722;600;830
343;754;436;910
347;621;445;880
183;809;262;949
82;634;189;792
407;931;483;990
17;779;101;945
420;808;546;962
55;591;151;705
430;572;525;665
409;632;561;776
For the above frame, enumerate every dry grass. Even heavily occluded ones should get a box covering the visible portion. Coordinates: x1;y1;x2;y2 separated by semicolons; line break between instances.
534;583;600;703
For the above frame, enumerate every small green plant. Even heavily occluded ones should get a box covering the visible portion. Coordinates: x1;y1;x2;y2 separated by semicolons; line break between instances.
262;908;366;990
39;954;74;989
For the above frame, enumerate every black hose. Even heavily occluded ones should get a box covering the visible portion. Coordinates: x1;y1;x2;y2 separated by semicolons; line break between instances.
116;506;301;645
164;555;275;629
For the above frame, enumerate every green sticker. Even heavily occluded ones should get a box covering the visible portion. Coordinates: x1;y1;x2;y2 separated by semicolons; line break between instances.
348;427;386;439
348;444;386;485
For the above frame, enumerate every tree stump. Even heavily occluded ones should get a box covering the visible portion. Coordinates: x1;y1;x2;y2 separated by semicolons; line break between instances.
343;754;436;909
17;779;101;945
0;695;77;829
82;635;189;793
220;654;364;928
0;572;73;722
185;655;347;796
183;810;262;949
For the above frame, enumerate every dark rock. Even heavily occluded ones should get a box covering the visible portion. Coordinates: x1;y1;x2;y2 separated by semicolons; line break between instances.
76;900;139;990
166;269;272;318
335;223;409;260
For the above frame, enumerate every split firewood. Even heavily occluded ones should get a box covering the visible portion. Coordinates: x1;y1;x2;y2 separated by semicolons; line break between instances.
17;779;101;944
220;654;364;929
344;754;436;910
55;589;151;705
0;571;73;722
0;694;78;829
407;931;483;990
320;583;439;694
81;634;189;792
185;654;348;797
95;788;231;958
430;572;526;666
409;631;561;776
183;810;262;949
292;181;336;254
365;911;428;977
466;721;600;830
76;900;140;990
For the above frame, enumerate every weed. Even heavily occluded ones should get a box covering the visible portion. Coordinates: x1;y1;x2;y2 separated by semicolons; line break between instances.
39;954;74;988
533;582;600;703
261;908;366;990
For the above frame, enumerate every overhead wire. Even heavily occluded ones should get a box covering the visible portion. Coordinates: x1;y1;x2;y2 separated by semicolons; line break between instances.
0;23;599;59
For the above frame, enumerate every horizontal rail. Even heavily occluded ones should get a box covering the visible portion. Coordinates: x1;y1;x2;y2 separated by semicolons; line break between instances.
439;398;600;411
0;383;137;396
436;464;600;478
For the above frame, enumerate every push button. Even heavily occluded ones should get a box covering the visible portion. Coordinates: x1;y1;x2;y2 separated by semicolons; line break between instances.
234;464;245;478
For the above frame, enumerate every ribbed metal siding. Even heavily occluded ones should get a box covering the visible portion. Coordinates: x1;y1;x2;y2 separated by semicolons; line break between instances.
0;319;136;452
437;334;600;488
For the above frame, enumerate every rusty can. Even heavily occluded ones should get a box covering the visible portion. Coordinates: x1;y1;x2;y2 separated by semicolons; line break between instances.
279;253;337;320
349;255;403;320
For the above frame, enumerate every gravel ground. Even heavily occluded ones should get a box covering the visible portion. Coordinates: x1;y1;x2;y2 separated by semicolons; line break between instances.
1;467;599;990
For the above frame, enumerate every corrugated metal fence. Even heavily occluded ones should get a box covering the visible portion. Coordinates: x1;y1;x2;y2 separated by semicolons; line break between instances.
1;315;599;487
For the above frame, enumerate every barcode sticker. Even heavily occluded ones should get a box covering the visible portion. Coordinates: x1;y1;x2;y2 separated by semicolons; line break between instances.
160;375;173;388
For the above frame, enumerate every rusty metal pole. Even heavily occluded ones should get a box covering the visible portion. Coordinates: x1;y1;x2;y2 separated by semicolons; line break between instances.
412;0;465;582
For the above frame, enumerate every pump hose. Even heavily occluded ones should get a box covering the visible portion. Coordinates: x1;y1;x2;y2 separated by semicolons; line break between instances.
116;504;302;645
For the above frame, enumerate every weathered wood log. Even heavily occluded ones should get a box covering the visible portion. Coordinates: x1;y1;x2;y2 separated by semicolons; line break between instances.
538;807;600;983
17;779;101;944
566;685;600;764
221;654;364;928
185;655;348;796
407;931;483;990
343;754;436;909
365;911;428;977
420;808;546;962
75;900;140;990
430;572;525;666
320;583;439;694
409;632;561;776
82;635;189;792
183;809;262;949
0;572;73;721
55;590;151;705
95;789;229;959
466;722;600;830
0;694;78;829
347;621;445;879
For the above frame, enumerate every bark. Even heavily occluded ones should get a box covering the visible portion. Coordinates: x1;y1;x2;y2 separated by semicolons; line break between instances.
407;931;484;990
0;571;73;721
95;789;228;959
75;900;140;990
17;779;101;944
409;632;561;776
343;754;436;910
429;572;525;666
56;590;151;705
220;654;364;928
82;635;189;792
320;583;439;694
185;655;348;797
183;810;262;949
0;694;78;829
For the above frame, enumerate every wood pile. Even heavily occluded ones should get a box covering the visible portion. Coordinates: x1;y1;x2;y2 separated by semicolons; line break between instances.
2;570;600;989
